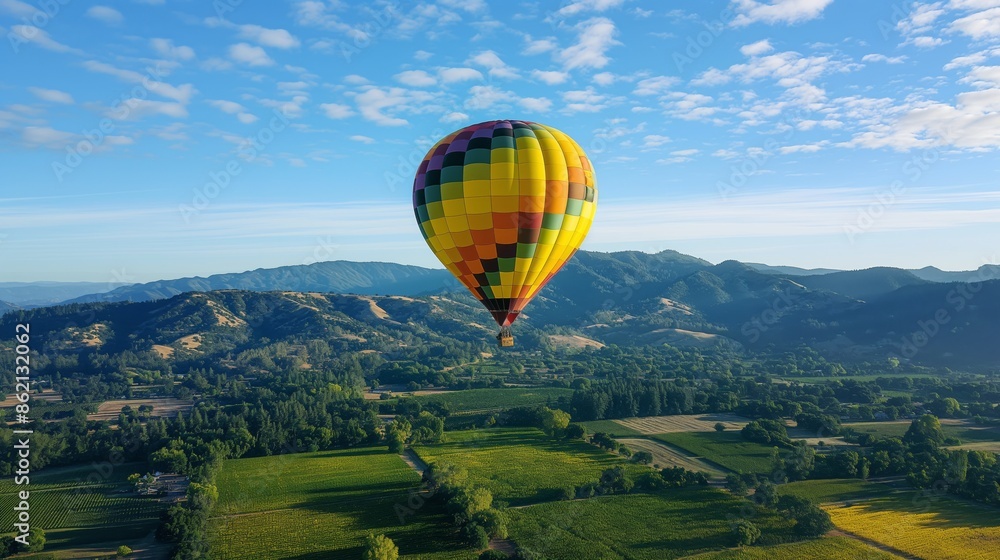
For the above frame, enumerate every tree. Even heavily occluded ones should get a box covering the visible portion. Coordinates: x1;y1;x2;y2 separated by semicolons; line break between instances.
23;527;45;552
363;533;399;560
117;545;134;557
714;422;726;432
733;520;761;546
632;451;654;465
480;551;510;560
904;414;945;447
565;423;586;440
755;480;779;508
795;505;833;536
462;522;490;549
388;417;412;453
540;407;571;436
725;473;749;496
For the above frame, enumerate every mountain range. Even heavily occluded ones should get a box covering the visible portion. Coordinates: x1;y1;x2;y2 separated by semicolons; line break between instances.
4;250;998;370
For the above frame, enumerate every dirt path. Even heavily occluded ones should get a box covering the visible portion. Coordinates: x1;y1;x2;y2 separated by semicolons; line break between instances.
400;448;429;476
489;538;517;554
828;529;921;560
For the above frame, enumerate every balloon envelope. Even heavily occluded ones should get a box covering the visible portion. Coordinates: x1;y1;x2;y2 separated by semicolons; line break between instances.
412;120;598;327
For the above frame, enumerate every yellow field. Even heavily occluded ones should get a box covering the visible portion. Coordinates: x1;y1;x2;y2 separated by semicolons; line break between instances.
614;414;748;434
825;492;1000;560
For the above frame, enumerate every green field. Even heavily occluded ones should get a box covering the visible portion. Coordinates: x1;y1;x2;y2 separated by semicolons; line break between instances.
208;447;475;560
653;432;776;474
578;419;644;437
777;479;894;504
410;387;574;412
413;428;638;505
509;488;791;559
683;535;901;559
0;462;166;550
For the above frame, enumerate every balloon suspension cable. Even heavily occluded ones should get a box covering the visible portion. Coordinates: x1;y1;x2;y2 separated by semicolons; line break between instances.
497;326;514;347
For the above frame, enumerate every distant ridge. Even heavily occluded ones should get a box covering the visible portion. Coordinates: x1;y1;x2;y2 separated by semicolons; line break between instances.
65;261;459;304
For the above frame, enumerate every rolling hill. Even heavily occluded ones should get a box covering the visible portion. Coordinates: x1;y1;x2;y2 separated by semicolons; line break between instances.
787;267;931;300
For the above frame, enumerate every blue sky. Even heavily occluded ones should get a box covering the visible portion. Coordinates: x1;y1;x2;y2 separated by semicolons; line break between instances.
1;0;999;282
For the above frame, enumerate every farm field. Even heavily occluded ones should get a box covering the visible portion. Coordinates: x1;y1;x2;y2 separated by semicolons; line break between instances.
508;488;792;559
578;419;644;436
408;387;574;412
653;432;775;474
845;420;1000;443
824;490;1000;560
613;413;749;435
86;397;193;422
616;438;726;477
777;479;895;504
412;428;637;505
0;462;167;553
208;446;474;560
682;535;902;559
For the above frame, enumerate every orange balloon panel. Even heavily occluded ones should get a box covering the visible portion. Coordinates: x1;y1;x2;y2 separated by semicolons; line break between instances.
412;120;597;327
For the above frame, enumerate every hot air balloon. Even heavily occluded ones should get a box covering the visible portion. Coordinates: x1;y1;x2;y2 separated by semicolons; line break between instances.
412;120;598;347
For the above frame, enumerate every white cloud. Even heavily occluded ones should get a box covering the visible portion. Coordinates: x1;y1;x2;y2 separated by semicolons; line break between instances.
593;71;616;85
354;86;433;126
349;135;376;144
532;69;570;84
207;100;257;123
523;37;558;55
779;142;827;153
112;99;188;120
943;50;992;70
28;87;74;104
82;61;195;103
469;50;518;78
557;17;620;70
862;53;907;64
908;36;947;48
229;43;274;66
395;70;437;87
414;50;433;60
344;74;369;85
633;76;679;96
554;0;625;17
960;65;1000;87
441;111;469;123
896;2;946;35
320;103;354;119
561;87;609;112
740;39;774;57
0;0;37;17
731;0;834;26
641;134;671;148
439;67;484;83
237;24;301;49
8;25;82;54
151;38;195;60
86;6;123;25
691;68;731;86
950;7;1000;39
465;85;512;110
520;97;553;112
